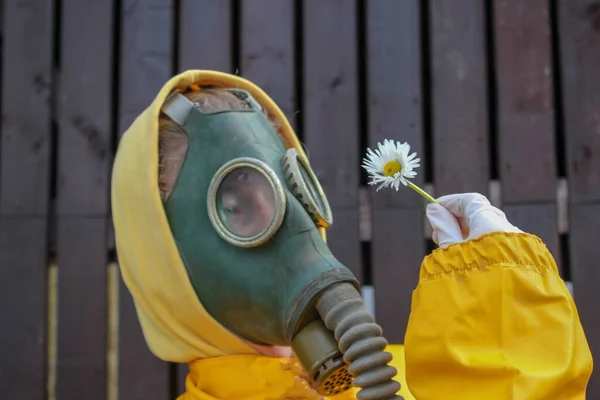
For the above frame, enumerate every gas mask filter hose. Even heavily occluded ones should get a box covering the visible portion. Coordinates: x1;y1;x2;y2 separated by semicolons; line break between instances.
316;282;403;400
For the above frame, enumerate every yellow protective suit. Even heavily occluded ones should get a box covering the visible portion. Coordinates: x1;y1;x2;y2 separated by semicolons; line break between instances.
405;232;593;399
112;69;592;399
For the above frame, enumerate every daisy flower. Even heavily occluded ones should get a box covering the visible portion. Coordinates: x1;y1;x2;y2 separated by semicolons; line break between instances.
362;139;437;203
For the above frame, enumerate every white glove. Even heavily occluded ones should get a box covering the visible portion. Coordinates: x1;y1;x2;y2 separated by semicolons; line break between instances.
426;193;522;248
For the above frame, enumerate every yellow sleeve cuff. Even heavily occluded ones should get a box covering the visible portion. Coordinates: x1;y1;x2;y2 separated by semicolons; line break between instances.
420;232;559;281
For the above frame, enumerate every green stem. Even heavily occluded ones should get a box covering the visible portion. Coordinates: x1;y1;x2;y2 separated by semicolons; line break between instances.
406;180;439;204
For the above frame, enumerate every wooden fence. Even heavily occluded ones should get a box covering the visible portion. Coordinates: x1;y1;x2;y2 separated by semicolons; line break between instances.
1;0;599;399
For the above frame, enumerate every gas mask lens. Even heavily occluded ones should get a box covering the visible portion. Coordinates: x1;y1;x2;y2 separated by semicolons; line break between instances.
219;167;275;236
208;158;286;247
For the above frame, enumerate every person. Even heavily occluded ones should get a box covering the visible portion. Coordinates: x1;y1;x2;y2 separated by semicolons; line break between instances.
112;70;410;400
111;69;592;400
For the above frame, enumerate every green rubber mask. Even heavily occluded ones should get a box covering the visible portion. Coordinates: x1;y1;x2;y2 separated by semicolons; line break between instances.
161;89;359;348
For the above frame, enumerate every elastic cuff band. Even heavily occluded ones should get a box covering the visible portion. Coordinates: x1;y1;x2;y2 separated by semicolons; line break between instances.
420;232;559;281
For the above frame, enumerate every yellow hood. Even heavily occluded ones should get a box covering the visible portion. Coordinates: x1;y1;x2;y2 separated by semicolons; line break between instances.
111;70;325;362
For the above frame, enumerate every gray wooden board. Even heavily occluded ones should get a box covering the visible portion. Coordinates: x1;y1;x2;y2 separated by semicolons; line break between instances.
371;209;424;343
493;0;557;203
367;0;425;341
569;204;600;396
56;0;114;398
118;0;175;138
0;0;53;397
559;0;600;204
178;0;232;73
493;0;561;278
558;0;600;395
57;2;114;216
302;0;362;282
0;1;53;216
430;0;489;196
0;219;48;399
326;210;363;282
117;1;174;397
241;0;296;128
56;218;108;399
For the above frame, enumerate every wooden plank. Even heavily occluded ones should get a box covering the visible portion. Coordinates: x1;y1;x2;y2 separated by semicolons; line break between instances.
117;1;173;398
559;0;600;204
178;0;232;72
493;0;560;264
302;0;362;282
241;0;296;127
0;0;53;216
367;0;425;342
56;1;113;398
56;219;109;399
371;209;424;342
0;221;48;399
569;205;600;395
119;1;175;138
430;0;489;195
494;0;556;202
0;0;53;397
558;0;600;395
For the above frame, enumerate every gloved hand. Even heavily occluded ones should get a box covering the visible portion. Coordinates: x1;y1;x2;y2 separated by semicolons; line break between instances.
426;193;522;248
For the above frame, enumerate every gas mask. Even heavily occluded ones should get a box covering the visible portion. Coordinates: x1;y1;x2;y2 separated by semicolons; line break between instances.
161;88;402;399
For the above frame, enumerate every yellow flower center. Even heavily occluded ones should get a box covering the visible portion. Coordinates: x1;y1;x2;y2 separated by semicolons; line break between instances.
383;160;402;177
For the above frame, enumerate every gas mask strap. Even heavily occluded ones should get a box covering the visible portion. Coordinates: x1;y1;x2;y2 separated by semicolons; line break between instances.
161;91;195;126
